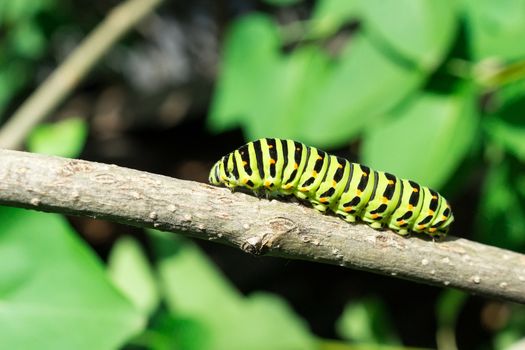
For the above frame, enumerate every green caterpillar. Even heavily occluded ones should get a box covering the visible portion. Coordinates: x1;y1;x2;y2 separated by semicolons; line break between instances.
209;138;454;239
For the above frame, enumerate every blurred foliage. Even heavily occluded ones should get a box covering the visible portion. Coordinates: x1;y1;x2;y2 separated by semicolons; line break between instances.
1;0;525;349
336;297;400;345
27;117;88;158
0;0;62;117
0;207;144;349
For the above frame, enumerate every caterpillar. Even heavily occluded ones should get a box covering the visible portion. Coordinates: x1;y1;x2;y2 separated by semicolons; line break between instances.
209;138;454;239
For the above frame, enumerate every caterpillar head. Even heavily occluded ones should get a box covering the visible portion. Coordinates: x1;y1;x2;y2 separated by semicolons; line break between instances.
209;160;222;185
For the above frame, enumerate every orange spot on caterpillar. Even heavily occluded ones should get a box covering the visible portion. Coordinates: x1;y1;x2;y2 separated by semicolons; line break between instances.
344;206;353;212
398;220;405;225
269;158;276;164
268;144;274;149
381;196;389;204
428;227;437;233
417;224;425;229
293;163;298;169
371;213;380;219
413;188;419;193
408;204;414;210
319;197;329;203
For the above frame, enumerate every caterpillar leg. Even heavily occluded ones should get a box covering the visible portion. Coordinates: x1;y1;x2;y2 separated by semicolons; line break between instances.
337;213;357;223
396;229;410;236
312;203;328;213
368;221;383;229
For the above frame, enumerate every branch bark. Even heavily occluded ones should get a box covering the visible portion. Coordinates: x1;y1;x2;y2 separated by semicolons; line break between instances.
1;149;524;304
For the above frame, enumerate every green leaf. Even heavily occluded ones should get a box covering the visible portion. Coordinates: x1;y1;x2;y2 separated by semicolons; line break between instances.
310;0;360;38
361;85;478;189
0;207;145;350
335;297;400;345
150;231;316;350
242;45;333;143
26;117;88;158
484;94;525;161
209;15;425;148
208;14;281;133
296;33;424;147
107;236;160;316
476;158;525;250
358;0;457;70
463;0;525;61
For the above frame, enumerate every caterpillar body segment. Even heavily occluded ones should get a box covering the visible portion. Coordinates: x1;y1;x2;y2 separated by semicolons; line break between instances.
209;138;454;238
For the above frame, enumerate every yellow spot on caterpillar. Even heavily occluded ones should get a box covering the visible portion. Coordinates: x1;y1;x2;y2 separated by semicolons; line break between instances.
398;220;405;225
356;189;362;196
282;183;293;190
338;163;343;169
441;215;447;220
363;172;368;177
268;144;274;149
332;180;337;187
413;188;419;193
242;161;248;166
344;206;353;212
432;195;437;200
428;210;435;215
417;224;425;229
312;171;318;178
269;158;276;164
293;163;298;169
296;147;301;151
388;180;394;185
371;213;380;219
428;227;437;233
319;197;329;203
242;178;249;184
264;181;272;188
299;187;308;192
408;204;414;210
317;155;323;160
381;196;389;204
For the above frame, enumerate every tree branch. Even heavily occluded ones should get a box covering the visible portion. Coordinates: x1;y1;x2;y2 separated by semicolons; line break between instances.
0;0;164;150
1;149;524;304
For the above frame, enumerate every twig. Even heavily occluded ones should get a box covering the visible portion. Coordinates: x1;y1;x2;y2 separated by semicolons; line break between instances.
0;0;164;150
0;149;524;304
